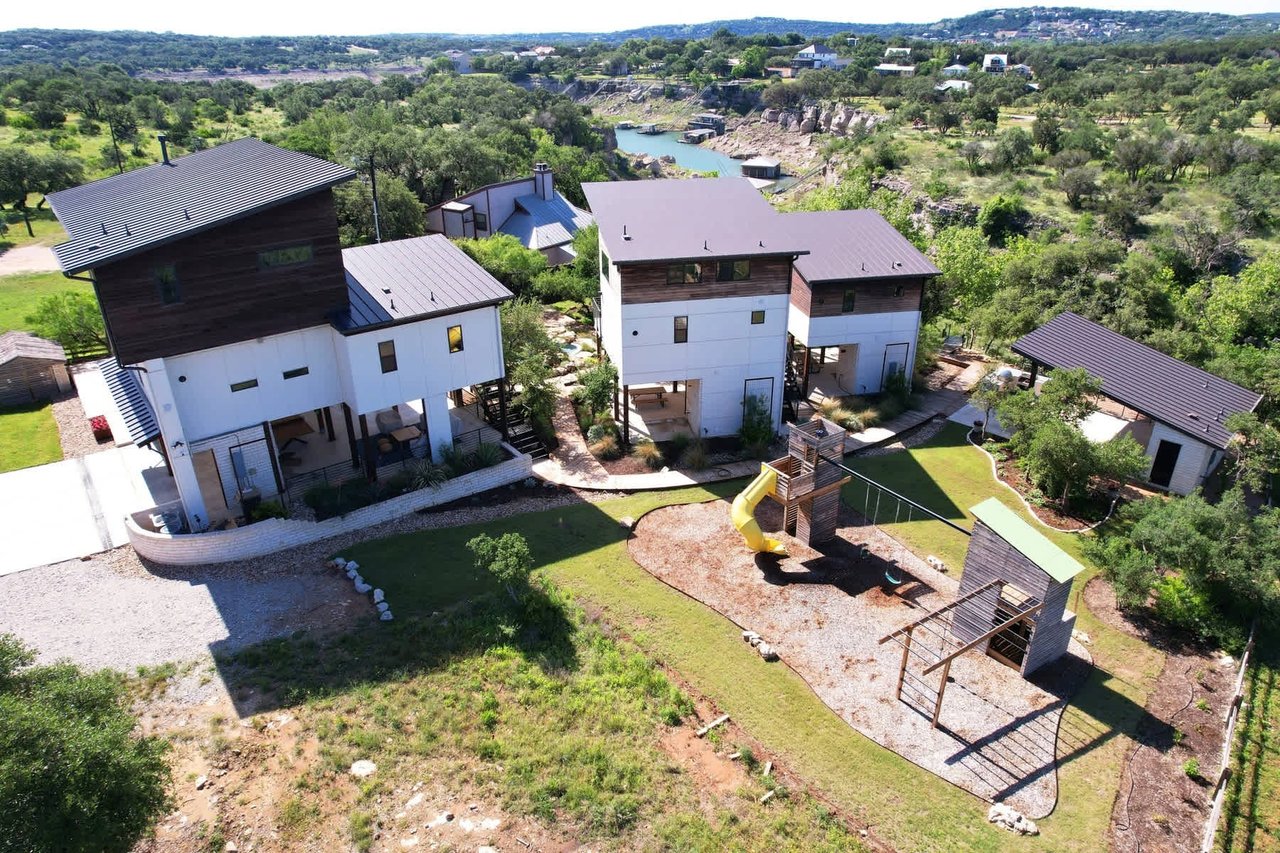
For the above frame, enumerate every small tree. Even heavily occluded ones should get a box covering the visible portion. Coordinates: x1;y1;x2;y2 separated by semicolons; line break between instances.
576;362;617;420
468;532;534;604
739;393;775;459
25;291;108;355
0;634;172;852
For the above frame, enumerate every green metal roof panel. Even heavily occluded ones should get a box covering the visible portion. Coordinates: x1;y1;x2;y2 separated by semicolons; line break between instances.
969;498;1085;584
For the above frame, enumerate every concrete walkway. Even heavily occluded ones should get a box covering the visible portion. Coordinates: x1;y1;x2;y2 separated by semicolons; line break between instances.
0;445;177;576
532;396;760;490
844;387;968;453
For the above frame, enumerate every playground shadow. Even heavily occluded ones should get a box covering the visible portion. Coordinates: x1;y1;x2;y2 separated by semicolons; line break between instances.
841;424;970;524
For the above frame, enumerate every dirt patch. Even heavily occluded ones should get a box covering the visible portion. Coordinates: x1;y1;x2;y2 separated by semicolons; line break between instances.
658;725;749;801
628;499;1092;818
1086;576;1238;852
0;244;59;274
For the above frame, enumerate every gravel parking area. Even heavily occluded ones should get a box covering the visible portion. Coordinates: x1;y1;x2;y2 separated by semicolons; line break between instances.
51;391;110;460
629;499;1091;818
0;484;610;672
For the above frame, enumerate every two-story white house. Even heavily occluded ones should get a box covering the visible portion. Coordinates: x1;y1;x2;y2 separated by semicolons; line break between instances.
583;178;940;443
49;138;513;531
792;43;850;71
424;163;593;266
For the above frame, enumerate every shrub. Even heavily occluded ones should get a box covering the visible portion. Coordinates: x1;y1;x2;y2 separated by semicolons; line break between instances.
532;267;596;303
632;440;664;470
248;500;287;522
438;442;478;476
472;442;505;469
679;440;710;471
467;532;534;604
1183;758;1200;779
739;393;775;449
588;434;621;460
668;433;691;457
409;458;451;490
586;420;618;443
303;478;378;520
0;634;172;852
817;398;863;432
577;363;618;420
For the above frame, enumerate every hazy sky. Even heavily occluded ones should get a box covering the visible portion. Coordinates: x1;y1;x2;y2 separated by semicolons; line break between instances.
6;0;1276;37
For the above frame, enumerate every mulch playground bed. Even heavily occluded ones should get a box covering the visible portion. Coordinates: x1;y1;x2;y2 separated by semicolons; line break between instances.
629;498;1093;818
1086;578;1237;853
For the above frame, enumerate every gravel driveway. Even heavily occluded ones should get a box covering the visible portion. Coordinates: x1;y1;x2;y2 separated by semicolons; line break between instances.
0;485;610;672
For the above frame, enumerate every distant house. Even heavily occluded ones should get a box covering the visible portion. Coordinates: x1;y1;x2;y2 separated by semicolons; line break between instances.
0;332;69;407
740;156;782;181
935;80;973;94
884;47;912;59
444;49;472;74
942;63;971;77
792;43;848;71
983;53;1009;73
1012;312;1262;496
424;163;594;266
688;113;727;135
1011;63;1034;77
873;63;916;77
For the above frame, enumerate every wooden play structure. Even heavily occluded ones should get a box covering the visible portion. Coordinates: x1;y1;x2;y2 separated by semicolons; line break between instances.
731;417;851;552
878;498;1084;728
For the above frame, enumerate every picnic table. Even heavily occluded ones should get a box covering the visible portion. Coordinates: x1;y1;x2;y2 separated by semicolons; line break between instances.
629;388;666;407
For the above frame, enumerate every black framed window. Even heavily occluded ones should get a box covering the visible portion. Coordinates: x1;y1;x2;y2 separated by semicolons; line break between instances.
751;310;766;325
842;289;857;313
674;316;688;343
667;263;701;284
230;379;259;392
282;367;309;380
448;325;464;353
893;283;904;297
717;260;751;282
258;243;314;270
474;212;489;231
155;264;181;304
378;340;398;373
600;249;610;271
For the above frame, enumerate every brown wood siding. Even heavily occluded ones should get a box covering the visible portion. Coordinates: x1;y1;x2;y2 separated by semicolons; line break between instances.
802;277;924;318
954;521;1074;674
789;267;812;315
0;359;59;406
94;193;347;364
619;256;793;304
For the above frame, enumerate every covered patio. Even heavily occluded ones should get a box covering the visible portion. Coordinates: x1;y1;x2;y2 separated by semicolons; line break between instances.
615;381;697;443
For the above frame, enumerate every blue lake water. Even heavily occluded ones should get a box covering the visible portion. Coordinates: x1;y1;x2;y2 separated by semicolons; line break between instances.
615;128;745;176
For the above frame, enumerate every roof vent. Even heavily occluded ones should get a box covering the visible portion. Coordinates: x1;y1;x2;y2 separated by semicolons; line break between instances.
381;287;392;295
758;240;764;247
123;223;131;236
430;291;435;302
100;222;108;236
623;225;631;242
183;207;191;220
157;133;171;166
390;298;396;311
1187;412;1199;420
703;239;709;251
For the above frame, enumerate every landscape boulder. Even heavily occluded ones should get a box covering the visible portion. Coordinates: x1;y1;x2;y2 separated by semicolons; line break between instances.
350;759;377;778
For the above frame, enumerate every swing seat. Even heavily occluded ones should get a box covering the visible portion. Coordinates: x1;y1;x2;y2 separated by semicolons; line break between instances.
883;567;905;586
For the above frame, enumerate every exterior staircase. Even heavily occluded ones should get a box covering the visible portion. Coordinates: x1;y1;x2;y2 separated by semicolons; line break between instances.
473;381;549;460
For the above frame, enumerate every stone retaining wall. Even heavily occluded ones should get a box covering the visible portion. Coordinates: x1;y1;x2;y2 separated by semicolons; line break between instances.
126;450;533;566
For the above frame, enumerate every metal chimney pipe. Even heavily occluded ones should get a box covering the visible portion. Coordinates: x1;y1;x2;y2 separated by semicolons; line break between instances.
157;133;171;166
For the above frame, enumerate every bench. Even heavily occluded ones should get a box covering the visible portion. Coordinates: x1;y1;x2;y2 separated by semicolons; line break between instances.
629;389;666;407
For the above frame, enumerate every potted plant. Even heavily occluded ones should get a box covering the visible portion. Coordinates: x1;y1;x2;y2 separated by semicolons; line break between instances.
89;415;112;442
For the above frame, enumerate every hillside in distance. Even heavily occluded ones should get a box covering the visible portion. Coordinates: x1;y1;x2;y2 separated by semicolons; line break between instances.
1;8;1278;71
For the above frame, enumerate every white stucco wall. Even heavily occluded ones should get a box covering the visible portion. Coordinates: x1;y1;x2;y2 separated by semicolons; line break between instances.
788;308;921;395
598;253;624;371
426;179;535;237
1144;421;1216;496
617;294;789;437
162;325;345;442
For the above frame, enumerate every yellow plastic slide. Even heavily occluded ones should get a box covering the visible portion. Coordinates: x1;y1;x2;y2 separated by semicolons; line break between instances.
731;464;787;555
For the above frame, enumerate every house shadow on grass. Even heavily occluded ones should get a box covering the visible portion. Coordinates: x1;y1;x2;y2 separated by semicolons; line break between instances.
186;485;732;719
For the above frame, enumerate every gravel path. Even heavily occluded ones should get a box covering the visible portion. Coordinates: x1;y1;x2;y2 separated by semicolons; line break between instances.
0;244;60;274
629;499;1092;818
51;392;110;460
0;484;613;672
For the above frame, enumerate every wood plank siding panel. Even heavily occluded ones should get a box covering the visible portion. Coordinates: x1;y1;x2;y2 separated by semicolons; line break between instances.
0;360;59;406
802;277;925;318
94;193;347;364
954;521;1074;674
789;267;812;315
619;256;793;304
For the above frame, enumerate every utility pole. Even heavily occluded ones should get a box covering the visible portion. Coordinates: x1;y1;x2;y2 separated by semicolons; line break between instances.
368;155;382;243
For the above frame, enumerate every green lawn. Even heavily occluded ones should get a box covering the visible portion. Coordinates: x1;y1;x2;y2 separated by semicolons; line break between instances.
0;403;62;472
345;467;1163;852
1221;649;1280;852
0;207;67;253
0;270;91;335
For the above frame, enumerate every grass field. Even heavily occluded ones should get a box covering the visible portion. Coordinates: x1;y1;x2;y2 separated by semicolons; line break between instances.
337;467;1163;852
0;270;92;335
1221;649;1280;851
0;403;62;472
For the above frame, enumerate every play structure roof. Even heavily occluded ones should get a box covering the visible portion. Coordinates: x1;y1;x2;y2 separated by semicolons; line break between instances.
969;498;1085;585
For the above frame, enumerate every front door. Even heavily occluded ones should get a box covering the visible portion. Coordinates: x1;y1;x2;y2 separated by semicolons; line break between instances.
882;343;909;392
1149;439;1182;488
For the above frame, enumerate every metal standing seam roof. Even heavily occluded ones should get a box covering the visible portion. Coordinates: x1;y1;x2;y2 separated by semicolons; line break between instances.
741;156;782;169
498;192;595;251
787;210;941;283
970;498;1085;585
335;235;514;333
0;331;65;364
1012;312;1261;451
47;138;356;275
96;358;160;446
583;178;809;265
